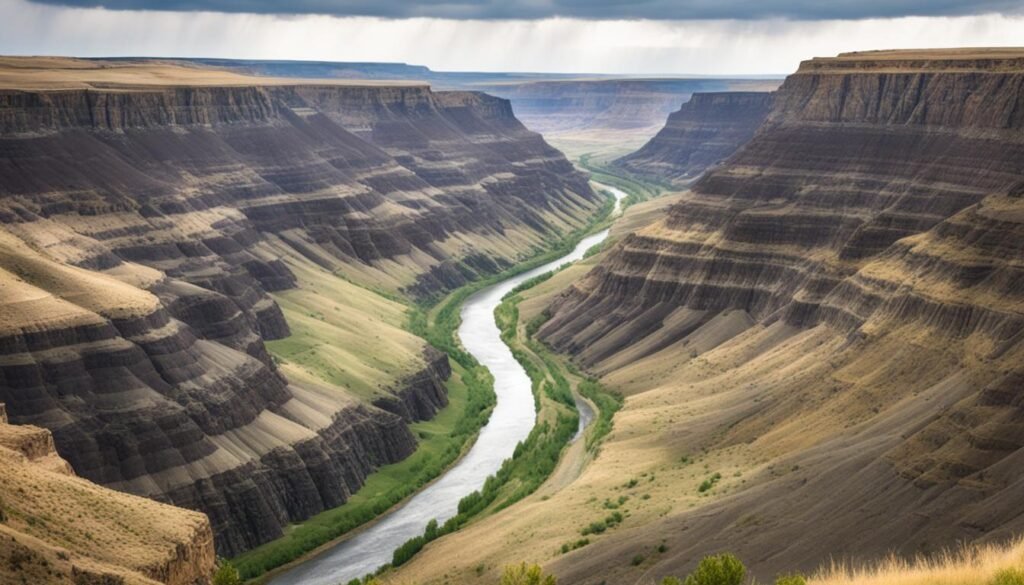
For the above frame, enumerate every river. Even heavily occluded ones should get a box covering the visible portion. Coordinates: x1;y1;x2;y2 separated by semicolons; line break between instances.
268;183;626;585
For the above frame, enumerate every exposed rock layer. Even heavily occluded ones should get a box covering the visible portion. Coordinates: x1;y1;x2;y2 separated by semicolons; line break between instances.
540;50;1024;580
613;91;772;185
476;79;779;135
0;58;599;557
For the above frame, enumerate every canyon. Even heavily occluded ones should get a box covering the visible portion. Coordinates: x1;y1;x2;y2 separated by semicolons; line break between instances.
1;45;1022;585
390;48;1024;584
0;56;601;566
136;58;782;159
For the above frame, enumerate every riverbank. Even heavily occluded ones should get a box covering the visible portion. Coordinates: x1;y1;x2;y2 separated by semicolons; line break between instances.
234;189;617;583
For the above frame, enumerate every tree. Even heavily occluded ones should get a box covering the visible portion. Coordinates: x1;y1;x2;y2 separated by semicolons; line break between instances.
500;562;557;585
212;560;242;585
683;553;746;585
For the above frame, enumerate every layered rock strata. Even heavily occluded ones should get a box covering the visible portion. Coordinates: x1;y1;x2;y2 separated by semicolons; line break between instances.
0;58;598;556
539;49;1024;579
613;91;772;184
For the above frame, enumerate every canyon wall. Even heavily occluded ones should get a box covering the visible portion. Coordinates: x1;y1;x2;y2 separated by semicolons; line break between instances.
613;91;773;185
478;79;780;136
0;58;600;556
539;49;1024;580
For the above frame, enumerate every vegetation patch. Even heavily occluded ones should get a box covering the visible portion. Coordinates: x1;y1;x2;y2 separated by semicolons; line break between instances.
578;153;667;208
232;361;490;579
698;472;722;493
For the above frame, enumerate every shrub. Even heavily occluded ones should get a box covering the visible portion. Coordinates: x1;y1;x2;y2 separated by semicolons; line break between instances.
683;553;745;585
992;568;1024;585
662;578;683;585
698;473;722;493
775;573;806;585
212;561;242;585
500;562;557;585
631;554;645;566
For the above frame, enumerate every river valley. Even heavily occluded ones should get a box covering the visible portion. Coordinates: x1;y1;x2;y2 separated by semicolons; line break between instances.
268;184;626;585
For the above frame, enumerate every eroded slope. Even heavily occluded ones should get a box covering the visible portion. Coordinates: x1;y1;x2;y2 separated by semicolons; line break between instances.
0;57;600;557
613;91;772;185
525;49;1024;581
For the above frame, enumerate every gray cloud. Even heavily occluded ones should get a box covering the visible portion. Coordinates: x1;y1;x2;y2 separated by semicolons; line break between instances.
22;0;1024;20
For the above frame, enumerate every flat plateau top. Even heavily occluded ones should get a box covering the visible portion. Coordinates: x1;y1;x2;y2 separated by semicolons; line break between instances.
0;56;429;90
800;47;1024;73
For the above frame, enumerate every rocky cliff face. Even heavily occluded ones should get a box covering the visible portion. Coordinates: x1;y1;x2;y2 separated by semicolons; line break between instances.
540;50;1024;580
0;406;215;585
477;79;780;135
0;59;598;557
613;91;772;185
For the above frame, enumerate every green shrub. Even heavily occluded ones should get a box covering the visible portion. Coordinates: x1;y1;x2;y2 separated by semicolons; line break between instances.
212;561;242;585
698;473;722;493
661;577;683;585
774;573;806;585
683;553;745;585
500;563;557;585
992;568;1024;585
631;554;646;566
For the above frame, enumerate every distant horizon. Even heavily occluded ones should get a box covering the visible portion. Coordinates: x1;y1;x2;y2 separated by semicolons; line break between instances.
8;54;793;79
4;0;1023;75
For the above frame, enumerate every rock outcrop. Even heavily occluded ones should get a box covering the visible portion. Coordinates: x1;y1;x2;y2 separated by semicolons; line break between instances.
0;58;599;557
613;91;773;185
0;406;215;585
539;49;1024;580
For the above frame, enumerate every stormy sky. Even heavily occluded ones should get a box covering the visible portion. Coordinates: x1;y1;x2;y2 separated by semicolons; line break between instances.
2;0;1022;74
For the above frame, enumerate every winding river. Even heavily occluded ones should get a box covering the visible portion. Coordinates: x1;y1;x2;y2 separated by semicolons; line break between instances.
269;184;626;585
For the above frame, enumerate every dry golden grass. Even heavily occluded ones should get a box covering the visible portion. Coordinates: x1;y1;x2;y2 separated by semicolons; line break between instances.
0;56;427;90
0;228;158;334
810;538;1024;585
0;421;213;585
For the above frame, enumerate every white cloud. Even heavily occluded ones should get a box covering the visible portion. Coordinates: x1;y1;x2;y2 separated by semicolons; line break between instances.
1;0;1022;74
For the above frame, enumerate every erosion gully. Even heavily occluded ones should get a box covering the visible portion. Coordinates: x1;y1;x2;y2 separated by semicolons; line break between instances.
270;183;626;585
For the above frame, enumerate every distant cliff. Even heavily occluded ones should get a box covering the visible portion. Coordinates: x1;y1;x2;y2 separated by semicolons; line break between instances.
0;59;601;557
477;78;780;135
613;91;772;184
538;49;1024;581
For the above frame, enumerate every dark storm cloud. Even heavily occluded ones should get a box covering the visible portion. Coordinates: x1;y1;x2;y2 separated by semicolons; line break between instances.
23;0;1024;20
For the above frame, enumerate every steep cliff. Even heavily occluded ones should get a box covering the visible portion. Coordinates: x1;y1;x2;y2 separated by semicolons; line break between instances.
613;91;772;185
0;58;599;557
0;406;215;585
531;49;1024;581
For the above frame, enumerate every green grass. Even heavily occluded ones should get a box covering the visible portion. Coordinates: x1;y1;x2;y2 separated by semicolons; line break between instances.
240;191;617;582
578;153;668;208
232;362;491;580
